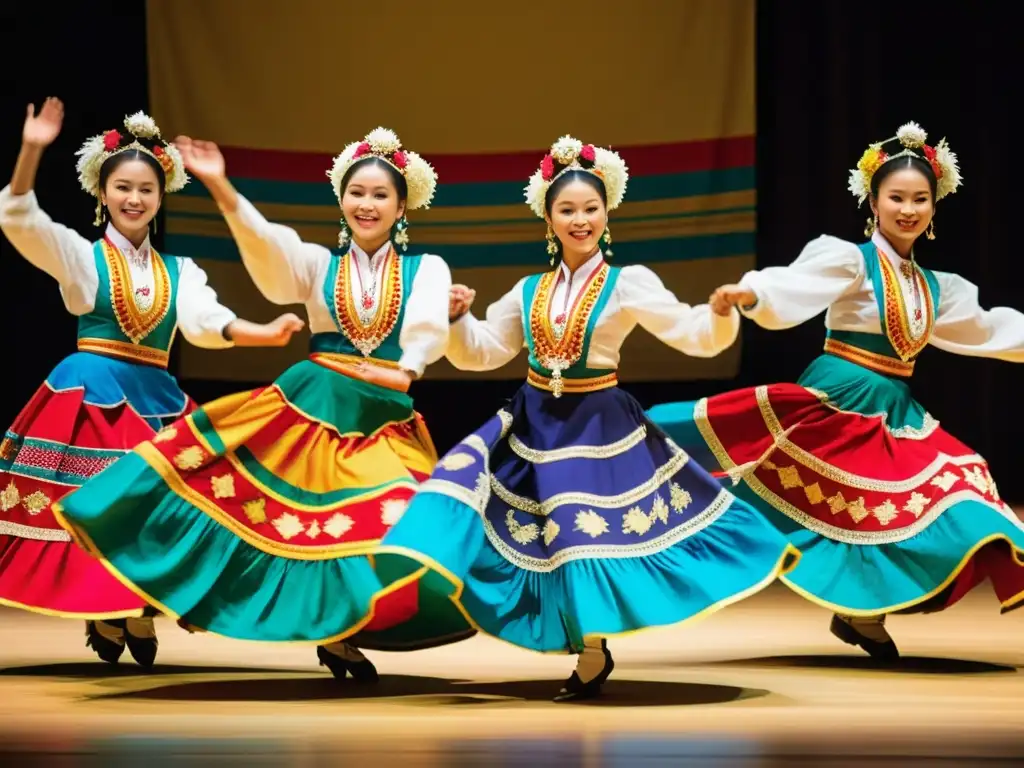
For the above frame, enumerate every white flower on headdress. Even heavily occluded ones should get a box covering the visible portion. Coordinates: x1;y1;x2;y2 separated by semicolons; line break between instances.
594;146;628;211
365;127;401;155
896;121;927;149
124;111;160;139
934;138;962;200
551;136;583;165
847;168;869;205
326;128;437;211
161;143;189;194
75;135;108;199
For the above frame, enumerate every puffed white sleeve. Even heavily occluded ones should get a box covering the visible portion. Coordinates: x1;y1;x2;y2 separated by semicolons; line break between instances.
928;272;1024;362
618;264;739;357
397;254;452;378
738;235;865;329
446;279;526;372
219;194;327;305
0;185;98;315
174;257;238;349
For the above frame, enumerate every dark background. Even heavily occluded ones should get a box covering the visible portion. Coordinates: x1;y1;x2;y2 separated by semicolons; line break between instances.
1;3;1019;497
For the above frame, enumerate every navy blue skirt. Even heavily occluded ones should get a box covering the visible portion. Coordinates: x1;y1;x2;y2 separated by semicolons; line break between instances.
375;383;799;653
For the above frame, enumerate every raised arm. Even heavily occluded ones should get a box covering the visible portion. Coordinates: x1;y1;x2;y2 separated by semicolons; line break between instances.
446;280;526;371
719;235;865;330
1;98;98;314
618;265;739;357
397;254;453;378
928;272;1024;362
174;137;325;305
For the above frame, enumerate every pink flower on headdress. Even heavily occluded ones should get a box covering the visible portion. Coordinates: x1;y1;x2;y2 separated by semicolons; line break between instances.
353;142;371;158
392;150;408;169
540;154;555;181
579;145;596;163
103;130;121;151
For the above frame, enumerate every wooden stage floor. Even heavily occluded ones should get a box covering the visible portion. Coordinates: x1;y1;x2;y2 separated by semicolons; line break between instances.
1;583;1022;766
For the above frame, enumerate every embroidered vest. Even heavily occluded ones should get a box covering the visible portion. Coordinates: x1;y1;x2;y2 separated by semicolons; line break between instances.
824;242;941;377
76;239;179;368
310;249;423;364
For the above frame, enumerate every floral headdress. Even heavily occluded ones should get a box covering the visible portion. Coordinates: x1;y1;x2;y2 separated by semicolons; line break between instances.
327;127;438;250
328;127;437;212
524;135;629;219
848;121;962;206
75;111;188;223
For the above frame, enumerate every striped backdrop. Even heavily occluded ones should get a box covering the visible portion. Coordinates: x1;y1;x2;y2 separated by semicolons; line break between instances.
147;0;755;383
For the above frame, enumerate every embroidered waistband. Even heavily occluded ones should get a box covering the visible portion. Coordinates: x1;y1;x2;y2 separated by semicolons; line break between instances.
526;369;618;396
824;338;914;378
77;338;169;369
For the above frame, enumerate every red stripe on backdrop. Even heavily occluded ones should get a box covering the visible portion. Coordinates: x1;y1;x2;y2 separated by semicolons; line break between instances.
220;135;755;185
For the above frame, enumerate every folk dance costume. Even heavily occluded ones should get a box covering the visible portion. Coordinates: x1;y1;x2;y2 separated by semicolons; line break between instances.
648;122;1024;658
0;112;239;666
373;137;800;701
56;129;474;680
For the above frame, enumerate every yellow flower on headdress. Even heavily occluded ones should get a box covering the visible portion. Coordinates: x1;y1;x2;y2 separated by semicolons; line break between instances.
857;146;887;176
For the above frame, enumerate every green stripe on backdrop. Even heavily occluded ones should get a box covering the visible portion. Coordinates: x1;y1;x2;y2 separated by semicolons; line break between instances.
164;232;755;268
178;168;755;208
168;205;755;229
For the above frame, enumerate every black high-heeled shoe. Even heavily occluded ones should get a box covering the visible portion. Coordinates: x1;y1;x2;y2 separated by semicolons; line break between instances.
830;614;900;661
85;620;125;664
316;645;379;683
553;639;614;702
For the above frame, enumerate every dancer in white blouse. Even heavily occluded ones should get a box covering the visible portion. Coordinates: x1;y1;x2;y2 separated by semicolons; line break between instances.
0;98;302;667
56;127;474;683
648;121;1024;659
373;135;799;701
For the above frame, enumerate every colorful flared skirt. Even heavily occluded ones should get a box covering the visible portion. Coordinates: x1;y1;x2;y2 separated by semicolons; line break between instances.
55;358;475;648
373;382;800;654
0;351;193;617
646;353;1024;615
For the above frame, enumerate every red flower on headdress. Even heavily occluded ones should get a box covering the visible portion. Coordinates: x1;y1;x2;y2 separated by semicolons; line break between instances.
540;154;555;181
153;146;164;156
103;130;121;151
392;150;408;169
353;142;371;159
922;144;943;179
579;145;596;163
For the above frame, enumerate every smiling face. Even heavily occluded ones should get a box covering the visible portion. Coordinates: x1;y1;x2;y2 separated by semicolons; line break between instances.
341;161;406;253
547;177;608;265
871;166;935;255
100;157;162;241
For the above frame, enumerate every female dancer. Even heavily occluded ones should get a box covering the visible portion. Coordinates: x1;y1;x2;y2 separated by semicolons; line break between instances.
0;98;303;666
55;127;474;681
373;136;800;701
647;121;1024;659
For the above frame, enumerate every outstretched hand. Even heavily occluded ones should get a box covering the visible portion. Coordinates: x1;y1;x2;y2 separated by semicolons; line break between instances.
174;136;227;181
23;97;63;149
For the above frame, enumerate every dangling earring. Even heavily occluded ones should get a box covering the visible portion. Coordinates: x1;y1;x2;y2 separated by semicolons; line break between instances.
601;226;613;259
926;219;936;241
393;215;410;252
545;223;558;266
94;199;105;227
337;218;351;248
864;212;878;238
